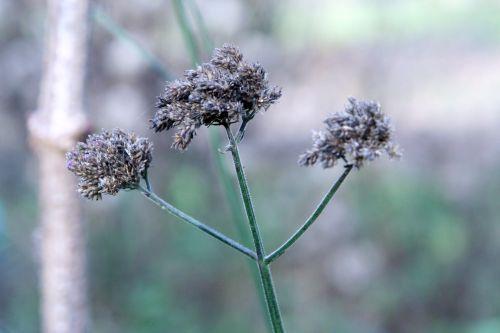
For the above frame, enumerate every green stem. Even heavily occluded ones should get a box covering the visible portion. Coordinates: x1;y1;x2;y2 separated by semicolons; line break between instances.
137;185;256;260
209;133;272;323
225;125;285;333
91;5;172;81
265;164;353;264
93;4;271;327
144;170;152;191
171;0;200;66
186;0;214;53
171;0;273;328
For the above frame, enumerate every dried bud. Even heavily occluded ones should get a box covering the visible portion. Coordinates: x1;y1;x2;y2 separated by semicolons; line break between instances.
66;129;153;200
299;97;401;169
152;43;282;150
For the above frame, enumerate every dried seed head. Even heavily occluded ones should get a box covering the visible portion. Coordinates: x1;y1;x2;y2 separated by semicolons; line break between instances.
299;97;401;169
152;43;282;150
66;129;153;200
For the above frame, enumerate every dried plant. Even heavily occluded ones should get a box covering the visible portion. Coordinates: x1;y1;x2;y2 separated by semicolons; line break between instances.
299;97;401;169
151;44;281;149
66;129;153;200
67;45;400;333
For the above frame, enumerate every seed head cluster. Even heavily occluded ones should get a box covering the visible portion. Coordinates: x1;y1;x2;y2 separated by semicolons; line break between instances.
299;97;401;169
66;43;401;202
151;43;282;150
66;129;153;200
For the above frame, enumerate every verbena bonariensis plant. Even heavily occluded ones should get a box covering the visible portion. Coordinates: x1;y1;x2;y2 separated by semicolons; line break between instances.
67;44;401;332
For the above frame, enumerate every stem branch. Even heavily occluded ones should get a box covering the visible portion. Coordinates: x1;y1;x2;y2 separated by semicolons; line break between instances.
225;125;286;333
265;164;353;264
170;0;273;326
138;185;256;260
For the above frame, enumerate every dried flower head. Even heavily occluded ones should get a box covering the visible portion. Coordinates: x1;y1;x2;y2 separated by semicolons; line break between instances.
299;97;401;169
66;129;153;200
151;43;282;150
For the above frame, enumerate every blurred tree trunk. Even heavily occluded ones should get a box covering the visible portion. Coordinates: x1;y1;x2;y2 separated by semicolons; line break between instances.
28;0;90;332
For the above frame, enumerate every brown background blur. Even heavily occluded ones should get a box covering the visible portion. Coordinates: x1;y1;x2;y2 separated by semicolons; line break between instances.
1;0;500;332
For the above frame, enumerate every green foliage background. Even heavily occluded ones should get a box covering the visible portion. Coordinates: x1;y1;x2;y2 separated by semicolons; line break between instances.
1;0;500;332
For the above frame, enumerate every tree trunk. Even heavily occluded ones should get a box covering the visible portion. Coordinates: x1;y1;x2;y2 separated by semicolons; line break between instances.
29;0;90;332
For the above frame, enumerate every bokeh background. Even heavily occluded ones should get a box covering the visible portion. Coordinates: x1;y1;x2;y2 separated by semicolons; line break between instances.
2;0;500;332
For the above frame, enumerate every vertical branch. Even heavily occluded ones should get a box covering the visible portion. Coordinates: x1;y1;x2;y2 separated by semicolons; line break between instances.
225;126;285;333
185;0;214;53
170;1;272;328
29;0;90;332
171;0;200;66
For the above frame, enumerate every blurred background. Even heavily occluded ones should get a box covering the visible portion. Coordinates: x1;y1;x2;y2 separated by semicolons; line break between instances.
2;0;500;332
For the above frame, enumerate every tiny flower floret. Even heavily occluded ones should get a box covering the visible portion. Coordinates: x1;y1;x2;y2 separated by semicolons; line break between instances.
152;43;281;150
299;97;401;169
66;129;153;200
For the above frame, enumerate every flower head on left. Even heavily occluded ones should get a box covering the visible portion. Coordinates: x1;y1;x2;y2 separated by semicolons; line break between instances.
66;129;153;200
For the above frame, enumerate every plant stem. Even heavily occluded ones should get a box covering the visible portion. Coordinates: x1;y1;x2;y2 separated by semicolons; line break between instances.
143;170;152;191
93;3;272;328
209;131;272;332
265;164;353;264
137;185;256;260
186;0;214;53
171;0;200;66
225;125;286;333
91;5;173;81
170;1;273;328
